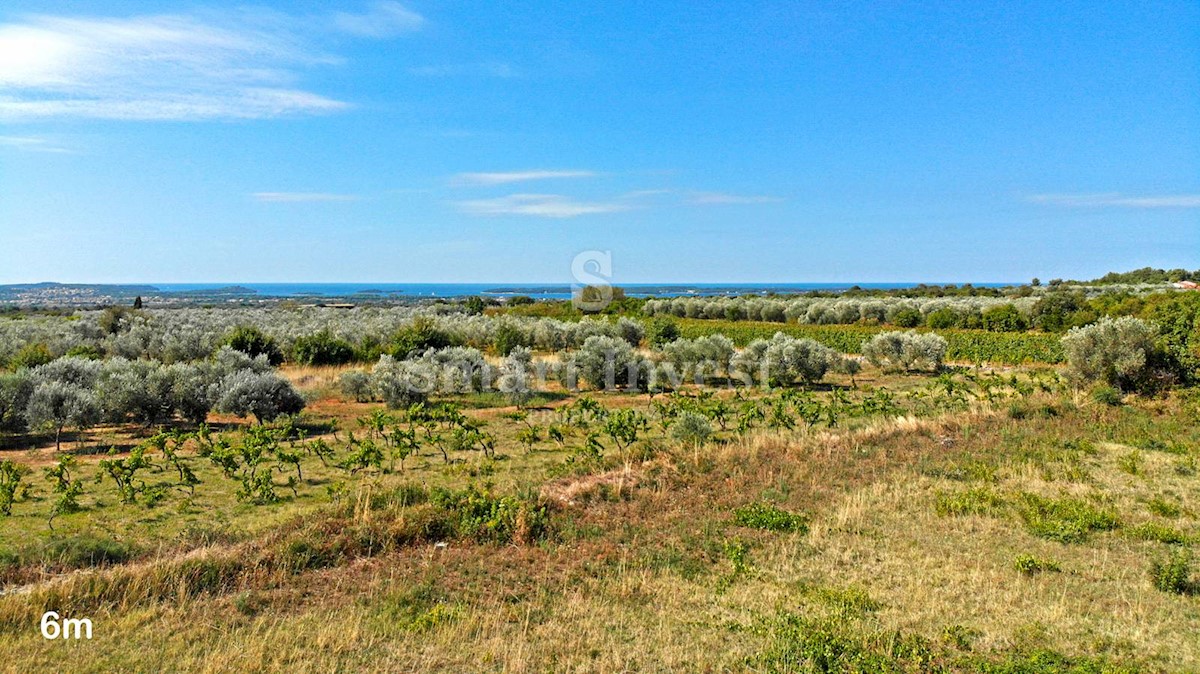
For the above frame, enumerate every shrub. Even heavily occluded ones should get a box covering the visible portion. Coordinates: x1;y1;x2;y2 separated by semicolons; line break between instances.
388;318;453;358
934;487;1005;517
491;323;526;356
216;370;306;424
1091;385;1123;406
292;331;356;366
733;502;809;533
617;317;645;347
981;304;1028;332
339;370;374;402
891;308;922;328
370;356;433;408
222;326;284;366
645;316;680;347
925;308;960;329
861;331;947;372
670;411;713;446
1062;316;1159;392
1129;522;1189;545
8;342;53;369
1150;549;1193;594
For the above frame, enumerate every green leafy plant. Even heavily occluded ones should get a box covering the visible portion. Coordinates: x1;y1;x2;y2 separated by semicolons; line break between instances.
733;501;809;533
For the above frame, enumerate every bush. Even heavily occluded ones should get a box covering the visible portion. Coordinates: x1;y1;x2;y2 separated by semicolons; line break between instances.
292;331;356;366
1062;316;1159;392
8;342;54;369
861;331;947;372
388;318;453;358
981;304;1029;332
645;316;680;347
891;308;922;328
339;370;374;402
1150;549;1193;594
1091;385;1123;406
925;308;960;329
223;326;284;366
491;323;526;357
370;356;433;408
670;411;713;446
216;370;305;423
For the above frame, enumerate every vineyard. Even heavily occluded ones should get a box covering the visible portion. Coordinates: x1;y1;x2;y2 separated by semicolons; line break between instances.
675;319;1066;364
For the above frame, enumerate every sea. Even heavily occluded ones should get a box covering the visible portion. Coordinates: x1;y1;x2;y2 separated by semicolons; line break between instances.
150;282;1017;300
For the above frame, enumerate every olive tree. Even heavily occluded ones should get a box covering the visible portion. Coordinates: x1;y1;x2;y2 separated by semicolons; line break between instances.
0;371;34;433
1061;316;1158;391
216;370;306;424
96;358;175;425
732;333;838;387
496;346;535;406
571;335;649;391
862;331;947;372
25;381;101;450
370;355;435;408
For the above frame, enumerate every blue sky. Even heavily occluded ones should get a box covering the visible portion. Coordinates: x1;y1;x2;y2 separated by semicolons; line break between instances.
0;1;1197;284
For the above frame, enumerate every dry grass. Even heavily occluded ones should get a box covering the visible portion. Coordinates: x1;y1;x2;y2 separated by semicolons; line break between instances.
2;385;1198;671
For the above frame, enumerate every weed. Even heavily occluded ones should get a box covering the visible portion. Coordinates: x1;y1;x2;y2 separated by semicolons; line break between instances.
733;501;809;533
1150;549;1194;594
935;487;1006;517
1014;554;1062;575
1146;497;1182;518
1129;522;1189;545
1015;493;1120;544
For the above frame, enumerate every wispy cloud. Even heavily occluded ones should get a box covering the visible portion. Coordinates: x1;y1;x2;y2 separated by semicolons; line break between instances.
252;192;360;203
333;1;424;38
409;62;517;78
456;194;630;218
0;4;422;121
0;135;71;153
1028;193;1200;208
452;170;598;186
688;191;784;205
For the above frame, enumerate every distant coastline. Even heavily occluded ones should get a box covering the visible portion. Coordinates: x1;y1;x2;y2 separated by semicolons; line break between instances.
0;281;1020;308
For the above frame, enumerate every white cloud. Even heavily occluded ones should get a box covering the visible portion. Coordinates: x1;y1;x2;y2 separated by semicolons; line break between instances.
333;1;424;38
0;135;71;153
688;191;784;205
456;194;630;218
0;4;422;121
252;192;359;202
1028;193;1200;208
452;170;598;186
